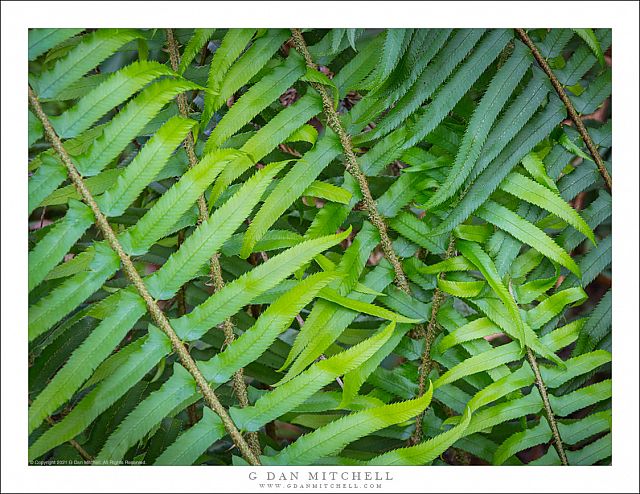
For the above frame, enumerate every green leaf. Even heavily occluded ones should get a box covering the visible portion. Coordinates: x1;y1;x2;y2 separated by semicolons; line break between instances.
572;28;605;67
172;228;351;341
201;271;339;383
494;418;551;465
368;406;471;465
360;29;483;140
559;132;593;162
263;385;433;466
567;433;611;465
201;29;260;124
98;116;195;217
457;240;526;347
352;30;451;126
521;151;559;191
28;110;44;146
28;290;145;434
39;170;122;209
471;297;564;366
318;287;422;324
50;61;176;138
572;69;611;114
230;321;395;432
500;171;595;244
302;66;339;109
28;155;67;215
29;326;171;461
453;224;494;243
279;264;394;382
427;41;531;207
119;148;242;256
208;94;323;205
205;52;306;153
388;212;446;254
419;256;475;275
145;160;286;299
31;29;141;99
438;317;500;354
476;200;581;276
178;29;216;74
556;29;611;86
574;290;611;355
82;335;146;390
304;181;352;204
205;29;292;125
541;350;611;389
549;380;611;417
402;29;512;150
437;279;485;298
240;133;341;257
154;408;224;465
28;199;94;292
526;287;587;329
93;278;343;462
431;96;566;236
577;234;611;286
96;364;197;462
75;78;201;176
359;29;412;91
28;243;120;341
435;339;523;388
286;123;319;146
28;28;84;61
340;323;410;407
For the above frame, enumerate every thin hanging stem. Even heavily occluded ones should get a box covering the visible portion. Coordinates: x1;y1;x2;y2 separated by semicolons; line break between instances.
28;85;260;467
165;28;261;457
515;28;611;191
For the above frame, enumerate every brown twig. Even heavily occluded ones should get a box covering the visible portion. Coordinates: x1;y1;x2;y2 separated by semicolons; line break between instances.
515;28;611;191
28;85;260;467
409;236;456;445
290;28;411;295
165;29;261;458
526;348;569;465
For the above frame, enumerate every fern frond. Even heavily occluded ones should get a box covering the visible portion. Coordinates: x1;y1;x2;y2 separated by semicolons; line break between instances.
230;321;396;432
28;290;146;434
28;28;84;61
118;148;241;255
145;160;286;299
27;27;613;467
209;29;290;116
28;243;119;341
264;385;433;465
74;77;201;176
28;200;94;292
31;29;141;99
154;408;224;465
204;51;306;153
28;327;172;461
178;28;216;75
427;41;532;207
172;228;351;340
50;61;176;138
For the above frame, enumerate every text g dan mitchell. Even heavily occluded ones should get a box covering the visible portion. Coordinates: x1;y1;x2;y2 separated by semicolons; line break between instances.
248;471;393;481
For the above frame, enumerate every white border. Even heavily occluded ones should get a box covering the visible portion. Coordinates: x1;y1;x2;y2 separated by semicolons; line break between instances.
2;1;638;493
